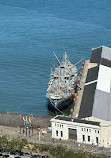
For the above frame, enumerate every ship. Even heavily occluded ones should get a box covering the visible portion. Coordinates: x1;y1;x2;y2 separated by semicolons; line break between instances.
46;52;78;112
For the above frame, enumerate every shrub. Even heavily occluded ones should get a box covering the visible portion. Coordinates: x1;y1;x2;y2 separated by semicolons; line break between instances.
38;144;50;152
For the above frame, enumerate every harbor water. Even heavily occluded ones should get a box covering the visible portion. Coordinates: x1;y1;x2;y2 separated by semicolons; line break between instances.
0;0;111;115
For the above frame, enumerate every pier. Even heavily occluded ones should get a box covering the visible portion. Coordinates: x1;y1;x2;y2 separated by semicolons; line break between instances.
73;60;90;118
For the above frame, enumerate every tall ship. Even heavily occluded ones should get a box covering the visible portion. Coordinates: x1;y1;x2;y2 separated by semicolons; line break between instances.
46;52;78;111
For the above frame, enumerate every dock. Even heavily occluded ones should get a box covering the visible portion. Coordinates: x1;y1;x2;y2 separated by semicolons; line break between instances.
73;60;90;118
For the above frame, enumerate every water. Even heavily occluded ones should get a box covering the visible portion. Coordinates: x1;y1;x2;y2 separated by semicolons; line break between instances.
0;0;111;115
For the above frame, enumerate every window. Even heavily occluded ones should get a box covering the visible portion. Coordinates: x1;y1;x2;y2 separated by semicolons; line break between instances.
96;137;98;144
60;125;61;128
56;130;58;136
89;129;91;132
98;130;99;134
84;128;85;131
83;135;85;141
87;129;88;132
57;124;59;127
61;131;63;137
62;125;63;128
82;128;83;131
55;124;56;126
95;130;96;133
88;136;90;142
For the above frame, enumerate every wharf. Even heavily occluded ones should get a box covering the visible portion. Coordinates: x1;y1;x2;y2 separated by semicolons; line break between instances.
73;60;90;118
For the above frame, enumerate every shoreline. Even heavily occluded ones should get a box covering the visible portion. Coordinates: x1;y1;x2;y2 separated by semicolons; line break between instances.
0;111;52;128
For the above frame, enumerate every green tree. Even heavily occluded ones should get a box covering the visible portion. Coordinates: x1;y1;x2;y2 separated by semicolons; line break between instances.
0;136;8;148
38;144;50;152
64;149;75;158
7;139;25;151
16;139;24;151
7;140;16;151
49;145;66;158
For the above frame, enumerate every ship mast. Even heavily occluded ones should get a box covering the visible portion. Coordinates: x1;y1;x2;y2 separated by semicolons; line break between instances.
53;51;61;65
74;57;85;66
53;51;61;95
63;51;66;75
57;58;61;96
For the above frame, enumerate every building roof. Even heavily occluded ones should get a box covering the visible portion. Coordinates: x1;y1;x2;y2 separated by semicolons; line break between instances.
86;66;99;83
78;46;111;121
79;82;97;118
102;46;111;60
54;115;100;126
90;47;102;64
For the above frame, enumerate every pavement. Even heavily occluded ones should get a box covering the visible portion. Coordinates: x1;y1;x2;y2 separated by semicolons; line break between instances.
0;125;52;143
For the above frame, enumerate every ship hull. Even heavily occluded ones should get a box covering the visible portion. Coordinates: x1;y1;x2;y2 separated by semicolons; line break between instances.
47;94;74;112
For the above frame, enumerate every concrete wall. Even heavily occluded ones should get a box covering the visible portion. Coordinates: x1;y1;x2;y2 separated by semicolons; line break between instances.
100;123;111;147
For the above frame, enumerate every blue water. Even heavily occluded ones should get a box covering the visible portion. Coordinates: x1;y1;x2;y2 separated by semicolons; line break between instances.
0;0;111;115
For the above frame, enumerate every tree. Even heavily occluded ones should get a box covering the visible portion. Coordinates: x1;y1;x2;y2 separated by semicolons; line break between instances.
38;144;50;152
7;139;25;151
0;136;8;148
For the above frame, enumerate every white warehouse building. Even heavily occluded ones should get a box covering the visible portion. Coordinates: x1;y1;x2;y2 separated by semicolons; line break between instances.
51;115;100;145
51;115;111;148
